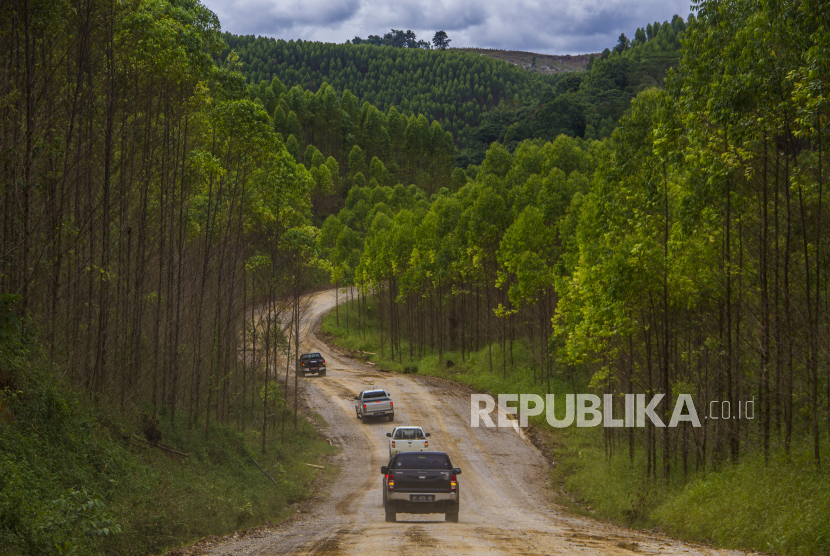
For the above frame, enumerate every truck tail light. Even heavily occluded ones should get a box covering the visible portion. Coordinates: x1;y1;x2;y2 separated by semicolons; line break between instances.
363;404;367;411
390;401;393;408
322;359;325;364
391;440;396;448
450;474;457;491
424;440;428;448
387;477;394;491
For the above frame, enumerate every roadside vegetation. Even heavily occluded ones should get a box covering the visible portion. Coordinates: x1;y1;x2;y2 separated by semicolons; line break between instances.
0;327;336;556
321;298;830;555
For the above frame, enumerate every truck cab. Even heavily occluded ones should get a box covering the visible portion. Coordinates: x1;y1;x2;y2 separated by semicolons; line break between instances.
386;426;430;457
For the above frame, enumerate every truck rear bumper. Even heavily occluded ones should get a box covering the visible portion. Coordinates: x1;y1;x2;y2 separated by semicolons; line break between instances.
387;492;458;513
388;492;456;502
389;447;426;455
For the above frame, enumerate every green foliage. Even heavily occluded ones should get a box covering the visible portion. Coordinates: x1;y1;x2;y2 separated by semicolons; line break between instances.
351;29;432;50
0;0;333;552
251;78;455;202
653;449;830;554
221;35;560;142
0;347;333;556
457;15;686;165
0;294;21;348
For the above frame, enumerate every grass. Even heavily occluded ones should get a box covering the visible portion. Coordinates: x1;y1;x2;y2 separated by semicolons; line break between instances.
321;295;830;555
654;449;830;554
0;337;337;556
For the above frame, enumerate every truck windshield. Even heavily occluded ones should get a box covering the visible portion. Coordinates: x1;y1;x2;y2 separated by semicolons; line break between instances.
363;391;387;399
394;429;424;440
395;453;450;470
301;353;320;359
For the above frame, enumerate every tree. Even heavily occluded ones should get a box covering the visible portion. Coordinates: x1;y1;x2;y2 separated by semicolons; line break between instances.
614;33;630;53
432;31;451;50
286;134;301;161
348;145;367;177
369;157;390;186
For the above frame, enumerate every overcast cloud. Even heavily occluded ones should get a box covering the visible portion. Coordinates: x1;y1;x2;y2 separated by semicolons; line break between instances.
203;0;693;55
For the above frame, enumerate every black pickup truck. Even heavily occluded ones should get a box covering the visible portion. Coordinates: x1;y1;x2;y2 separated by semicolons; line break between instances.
380;452;461;523
296;352;326;377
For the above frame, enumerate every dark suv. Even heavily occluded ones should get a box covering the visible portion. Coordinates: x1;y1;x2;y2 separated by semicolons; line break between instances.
296;352;326;377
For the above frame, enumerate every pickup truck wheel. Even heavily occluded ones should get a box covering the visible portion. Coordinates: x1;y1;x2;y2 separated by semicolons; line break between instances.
445;499;460;522
383;494;396;521
388;413;394;422
361;414;367;424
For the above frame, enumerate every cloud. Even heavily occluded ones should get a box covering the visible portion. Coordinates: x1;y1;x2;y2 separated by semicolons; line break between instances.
217;0;361;36
203;0;692;54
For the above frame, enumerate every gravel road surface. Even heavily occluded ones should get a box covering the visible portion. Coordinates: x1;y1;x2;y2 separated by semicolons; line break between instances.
201;289;744;556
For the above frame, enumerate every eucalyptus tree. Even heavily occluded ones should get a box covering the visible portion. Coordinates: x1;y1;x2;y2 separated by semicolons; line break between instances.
0;0;316;443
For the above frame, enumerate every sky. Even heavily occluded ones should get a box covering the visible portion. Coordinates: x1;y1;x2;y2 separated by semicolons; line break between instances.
202;0;694;55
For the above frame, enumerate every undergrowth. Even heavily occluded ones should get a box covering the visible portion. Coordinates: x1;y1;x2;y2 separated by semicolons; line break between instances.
321;295;830;555
0;331;336;556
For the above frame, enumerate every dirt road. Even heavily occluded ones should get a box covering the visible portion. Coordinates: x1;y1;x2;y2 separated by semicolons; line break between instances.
205;289;743;556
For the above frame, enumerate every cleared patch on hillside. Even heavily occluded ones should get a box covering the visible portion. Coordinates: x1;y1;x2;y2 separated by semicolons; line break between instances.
455;48;597;73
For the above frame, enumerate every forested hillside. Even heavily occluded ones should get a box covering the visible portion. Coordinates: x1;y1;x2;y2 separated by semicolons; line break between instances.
221;35;560;146
457;16;687;164
320;0;830;552
242;77;455;224
224;15;687;165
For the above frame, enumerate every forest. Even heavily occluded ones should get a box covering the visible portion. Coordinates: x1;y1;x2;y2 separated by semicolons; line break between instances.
0;0;331;552
348;28;441;50
245;77;456;218
221;34;561;147
224;16;687;165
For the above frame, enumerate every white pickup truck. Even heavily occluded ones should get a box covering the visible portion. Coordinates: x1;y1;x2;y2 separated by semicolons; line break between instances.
354;389;394;423
386;426;430;457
